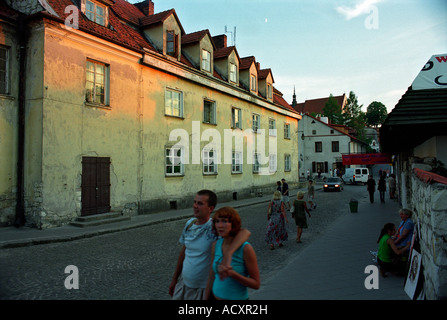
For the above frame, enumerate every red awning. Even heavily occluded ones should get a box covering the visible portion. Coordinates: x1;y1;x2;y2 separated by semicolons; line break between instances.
342;153;392;165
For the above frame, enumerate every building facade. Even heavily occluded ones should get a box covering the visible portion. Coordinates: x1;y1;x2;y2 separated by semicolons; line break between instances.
297;114;367;180
0;0;300;229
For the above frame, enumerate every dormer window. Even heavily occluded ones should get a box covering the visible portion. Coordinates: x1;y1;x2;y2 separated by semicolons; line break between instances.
166;31;179;57
250;74;257;92
229;63;237;83
202;49;211;72
267;84;273;99
85;0;107;26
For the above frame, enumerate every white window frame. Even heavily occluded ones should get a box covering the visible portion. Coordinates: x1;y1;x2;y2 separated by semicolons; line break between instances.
229;63;237;83
269;118;276;136
165;88;183;118
203;99;216;124
232;107;242;129
85;59;109;106
232;151;243;173
284;154;291;172
165;146;184;176
203;149;218;175
250;74;257;92
0;45;9;94
269;154;277;173
85;0;107;26
252;113;260;133
201;49;211;72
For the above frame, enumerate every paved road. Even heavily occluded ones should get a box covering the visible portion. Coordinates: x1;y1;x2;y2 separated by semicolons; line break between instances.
0;184;365;300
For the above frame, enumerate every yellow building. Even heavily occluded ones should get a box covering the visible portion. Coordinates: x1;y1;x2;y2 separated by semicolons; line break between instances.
0;0;300;229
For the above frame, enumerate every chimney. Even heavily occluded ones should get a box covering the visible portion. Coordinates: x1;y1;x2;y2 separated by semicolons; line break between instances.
148;0;154;15
212;35;227;49
137;0;155;16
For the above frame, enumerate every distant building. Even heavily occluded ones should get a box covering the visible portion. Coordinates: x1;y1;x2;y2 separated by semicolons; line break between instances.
293;93;347;115
298;114;368;180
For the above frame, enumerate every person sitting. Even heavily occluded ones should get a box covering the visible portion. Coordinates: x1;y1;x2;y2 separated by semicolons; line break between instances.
394;209;414;251
377;223;410;277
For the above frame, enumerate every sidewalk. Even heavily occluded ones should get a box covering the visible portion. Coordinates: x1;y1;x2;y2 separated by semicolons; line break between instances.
0;187;305;249
251;197;410;300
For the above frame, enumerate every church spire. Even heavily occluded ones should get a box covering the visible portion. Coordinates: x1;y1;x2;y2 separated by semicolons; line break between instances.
292;86;297;108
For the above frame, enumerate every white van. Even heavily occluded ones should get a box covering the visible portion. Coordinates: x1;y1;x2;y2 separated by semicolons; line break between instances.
342;168;370;184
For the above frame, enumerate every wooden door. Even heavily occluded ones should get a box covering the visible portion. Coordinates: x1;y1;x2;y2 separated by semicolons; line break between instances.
81;157;111;216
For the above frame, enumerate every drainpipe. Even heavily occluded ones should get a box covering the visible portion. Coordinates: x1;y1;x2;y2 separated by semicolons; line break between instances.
14;16;27;227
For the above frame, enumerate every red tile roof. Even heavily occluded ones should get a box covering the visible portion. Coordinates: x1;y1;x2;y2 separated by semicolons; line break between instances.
43;0;155;52
294;94;347;114
240;56;256;70
182;29;215;49
258;68;274;83
274;88;299;114
139;8;185;35
214;46;236;59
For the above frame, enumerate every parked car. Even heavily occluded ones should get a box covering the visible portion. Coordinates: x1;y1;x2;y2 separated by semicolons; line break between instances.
342;168;370;184
324;177;344;192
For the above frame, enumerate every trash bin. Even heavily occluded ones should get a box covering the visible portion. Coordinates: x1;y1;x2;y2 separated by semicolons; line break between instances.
349;199;358;213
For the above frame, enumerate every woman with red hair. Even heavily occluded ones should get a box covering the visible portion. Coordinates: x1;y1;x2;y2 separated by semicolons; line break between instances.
205;207;260;300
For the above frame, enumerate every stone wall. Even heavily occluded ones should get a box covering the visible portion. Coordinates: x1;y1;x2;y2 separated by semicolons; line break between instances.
410;172;447;299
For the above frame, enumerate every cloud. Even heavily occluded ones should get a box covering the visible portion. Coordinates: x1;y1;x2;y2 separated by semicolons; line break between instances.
336;0;384;20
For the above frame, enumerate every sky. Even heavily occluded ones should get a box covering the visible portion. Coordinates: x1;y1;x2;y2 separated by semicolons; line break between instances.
127;0;447;113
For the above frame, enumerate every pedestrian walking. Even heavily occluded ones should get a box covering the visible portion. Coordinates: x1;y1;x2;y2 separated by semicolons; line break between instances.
291;192;311;243
366;175;376;203
307;179;316;210
276;181;281;192
205;207;260;300
281;178;290;210
169;189;251;300
265;191;288;250
378;175;386;203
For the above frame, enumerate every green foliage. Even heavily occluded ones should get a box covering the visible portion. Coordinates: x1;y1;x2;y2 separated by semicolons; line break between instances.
366;101;388;128
322;94;343;124
343;91;367;140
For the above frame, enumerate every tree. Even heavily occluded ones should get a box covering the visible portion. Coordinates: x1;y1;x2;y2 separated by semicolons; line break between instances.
343;91;363;124
323;94;343;124
366;101;387;128
343;91;367;140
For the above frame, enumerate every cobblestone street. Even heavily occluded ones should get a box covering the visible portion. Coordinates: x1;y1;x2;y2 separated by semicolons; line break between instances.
0;184;366;300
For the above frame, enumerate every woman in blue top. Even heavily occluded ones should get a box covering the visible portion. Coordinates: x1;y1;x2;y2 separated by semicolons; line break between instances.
205;207;260;300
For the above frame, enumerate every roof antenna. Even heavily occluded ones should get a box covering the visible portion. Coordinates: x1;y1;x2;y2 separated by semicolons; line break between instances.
224;25;236;46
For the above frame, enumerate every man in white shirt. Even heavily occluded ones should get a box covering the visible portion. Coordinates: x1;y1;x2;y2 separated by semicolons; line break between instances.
169;190;250;300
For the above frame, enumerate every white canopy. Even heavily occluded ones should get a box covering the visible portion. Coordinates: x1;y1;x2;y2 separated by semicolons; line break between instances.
412;54;447;90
